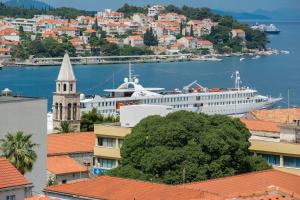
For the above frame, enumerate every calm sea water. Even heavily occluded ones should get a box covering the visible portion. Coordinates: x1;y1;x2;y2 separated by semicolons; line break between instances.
1;21;300;111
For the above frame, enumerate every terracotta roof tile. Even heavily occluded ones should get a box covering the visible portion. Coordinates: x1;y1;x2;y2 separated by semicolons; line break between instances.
181;170;300;198
232;29;245;33
45;176;218;200
251;108;300;123
47;155;88;175
198;40;213;46
47;132;95;156
240;118;280;133
25;195;58;200
0;157;31;189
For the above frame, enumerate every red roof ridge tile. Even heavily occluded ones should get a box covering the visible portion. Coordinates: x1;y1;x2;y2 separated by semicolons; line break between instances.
181;169;276;186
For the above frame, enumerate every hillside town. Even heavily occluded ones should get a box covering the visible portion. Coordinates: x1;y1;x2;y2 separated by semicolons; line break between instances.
0;4;271;64
1;51;300;199
0;2;300;200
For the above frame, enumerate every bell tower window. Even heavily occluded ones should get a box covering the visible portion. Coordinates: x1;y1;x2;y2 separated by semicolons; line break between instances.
63;84;67;92
70;84;73;92
67;103;72;120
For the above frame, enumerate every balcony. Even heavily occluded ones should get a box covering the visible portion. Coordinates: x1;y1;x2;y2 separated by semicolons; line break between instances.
94;146;121;159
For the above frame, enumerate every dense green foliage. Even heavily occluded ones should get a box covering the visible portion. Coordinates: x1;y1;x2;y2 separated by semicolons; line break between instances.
0;3;94;19
80;108;120;131
54;121;76;133
205;16;268;52
12;36;76;59
117;3;147;18
109;111;270;184
47;7;95;19
144;28;158;46
0;131;38;174
88;33;153;56
164;5;221;21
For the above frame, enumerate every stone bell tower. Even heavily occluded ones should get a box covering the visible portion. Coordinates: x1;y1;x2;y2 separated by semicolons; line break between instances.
52;53;80;132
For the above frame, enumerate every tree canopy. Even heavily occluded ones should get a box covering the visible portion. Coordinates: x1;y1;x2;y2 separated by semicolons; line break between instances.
0;3;94;19
0;131;38;174
12;36;76;59
80;108;119;131
144;28;158;46
109;111;270;184
117;3;147;18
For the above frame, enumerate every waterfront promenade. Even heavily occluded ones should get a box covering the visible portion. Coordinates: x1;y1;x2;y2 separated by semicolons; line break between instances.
14;54;193;66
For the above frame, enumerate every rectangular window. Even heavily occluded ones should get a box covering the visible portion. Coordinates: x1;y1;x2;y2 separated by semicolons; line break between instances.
6;195;16;200
98;137;116;148
284;156;300;168
260;154;280;166
98;158;116;169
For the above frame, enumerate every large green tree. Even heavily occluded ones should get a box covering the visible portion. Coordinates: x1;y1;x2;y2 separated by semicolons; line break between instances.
143;28;158;46
109;111;270;184
0;131;38;174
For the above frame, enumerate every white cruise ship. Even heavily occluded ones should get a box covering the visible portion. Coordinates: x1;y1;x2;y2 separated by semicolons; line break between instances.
80;65;282;116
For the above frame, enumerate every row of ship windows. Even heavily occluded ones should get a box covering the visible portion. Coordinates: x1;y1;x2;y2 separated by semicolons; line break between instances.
207;99;258;106
143;97;190;104
198;92;255;101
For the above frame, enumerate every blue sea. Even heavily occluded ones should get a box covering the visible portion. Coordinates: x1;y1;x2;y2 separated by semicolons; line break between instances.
1;21;300;111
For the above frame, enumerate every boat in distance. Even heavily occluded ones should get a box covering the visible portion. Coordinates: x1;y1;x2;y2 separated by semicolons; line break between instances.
251;23;280;34
80;65;282;116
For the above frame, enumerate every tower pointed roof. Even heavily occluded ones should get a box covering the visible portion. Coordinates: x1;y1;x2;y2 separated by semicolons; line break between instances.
57;53;76;81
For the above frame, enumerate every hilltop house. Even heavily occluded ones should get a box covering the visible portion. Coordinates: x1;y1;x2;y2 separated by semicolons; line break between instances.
177;36;198;49
230;29;246;40
124;35;144;47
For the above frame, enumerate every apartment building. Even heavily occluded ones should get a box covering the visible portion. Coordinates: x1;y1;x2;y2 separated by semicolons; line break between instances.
241;108;300;176
93;124;131;175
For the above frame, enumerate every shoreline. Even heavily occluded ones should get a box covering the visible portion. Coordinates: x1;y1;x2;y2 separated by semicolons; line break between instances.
1;48;289;68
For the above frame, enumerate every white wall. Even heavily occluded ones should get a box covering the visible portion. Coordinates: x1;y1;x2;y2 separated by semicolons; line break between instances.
0;98;47;194
0;187;29;200
120;104;173;128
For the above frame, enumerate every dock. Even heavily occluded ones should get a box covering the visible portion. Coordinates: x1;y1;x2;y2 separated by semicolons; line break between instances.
14;54;194;67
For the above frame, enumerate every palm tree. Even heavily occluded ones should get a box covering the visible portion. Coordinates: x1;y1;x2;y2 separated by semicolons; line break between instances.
0;131;38;174
54;121;75;133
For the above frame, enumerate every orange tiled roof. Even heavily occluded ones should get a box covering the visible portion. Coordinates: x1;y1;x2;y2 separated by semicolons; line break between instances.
45;176;219;200
105;37;119;43
0;28;19;36
232;29;245;33
0;40;19;45
0;157;32;189
25;195;58;200
48;132;95;156
183;36;196;40
198;40;213;46
84;29;96;33
0;48;10;52
181;169;300;198
128;35;143;40
240;118;280;133
60;26;79;31
48;155;88;175
250;108;300;123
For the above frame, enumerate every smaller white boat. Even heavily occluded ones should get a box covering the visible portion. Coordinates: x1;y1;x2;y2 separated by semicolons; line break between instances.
240;58;245;61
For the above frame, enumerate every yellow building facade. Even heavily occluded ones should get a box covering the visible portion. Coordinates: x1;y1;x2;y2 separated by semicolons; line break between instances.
93;124;131;174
